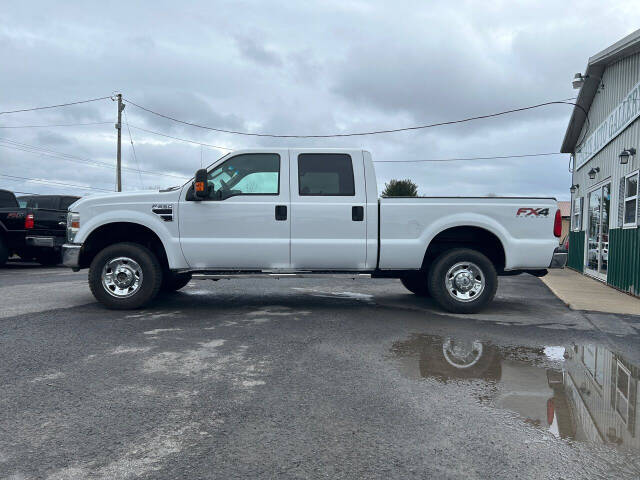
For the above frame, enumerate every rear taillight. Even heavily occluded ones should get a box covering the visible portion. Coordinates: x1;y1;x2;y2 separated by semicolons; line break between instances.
24;213;34;229
553;209;562;238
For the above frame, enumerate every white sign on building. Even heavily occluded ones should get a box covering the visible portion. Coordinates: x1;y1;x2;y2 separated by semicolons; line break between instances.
576;80;640;169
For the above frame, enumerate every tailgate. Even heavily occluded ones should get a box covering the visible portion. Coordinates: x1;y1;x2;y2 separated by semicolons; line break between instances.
30;208;68;238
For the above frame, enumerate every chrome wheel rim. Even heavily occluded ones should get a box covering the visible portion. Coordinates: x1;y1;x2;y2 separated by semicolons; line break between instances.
101;256;143;298
442;338;484;368
445;261;484;303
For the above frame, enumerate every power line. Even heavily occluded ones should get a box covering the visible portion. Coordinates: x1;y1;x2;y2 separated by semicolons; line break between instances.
127;124;233;150
0;173;112;192
374;152;566;163
0;138;189;180
0;121;112;128
123;109;144;188
124;97;586;138
0;135;568;174
0;96;112;115
0;189;41;195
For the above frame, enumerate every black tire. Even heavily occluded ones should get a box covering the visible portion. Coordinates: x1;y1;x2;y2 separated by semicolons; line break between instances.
89;242;163;310
400;271;430;297
427;248;497;314
36;250;61;266
0;237;8;267
161;272;192;292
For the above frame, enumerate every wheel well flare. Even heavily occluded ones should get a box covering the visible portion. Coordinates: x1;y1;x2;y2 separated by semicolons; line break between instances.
79;222;169;270
423;226;505;272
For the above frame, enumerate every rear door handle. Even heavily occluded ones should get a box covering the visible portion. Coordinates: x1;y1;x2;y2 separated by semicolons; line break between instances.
352;206;364;221
275;205;287;221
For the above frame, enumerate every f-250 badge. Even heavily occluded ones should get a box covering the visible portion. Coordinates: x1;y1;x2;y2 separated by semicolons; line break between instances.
516;207;550;217
151;204;173;221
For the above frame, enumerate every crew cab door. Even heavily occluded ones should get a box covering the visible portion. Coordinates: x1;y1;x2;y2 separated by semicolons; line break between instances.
289;150;368;270
178;150;290;269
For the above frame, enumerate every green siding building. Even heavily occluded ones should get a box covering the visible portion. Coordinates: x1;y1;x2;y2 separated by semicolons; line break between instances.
561;29;640;298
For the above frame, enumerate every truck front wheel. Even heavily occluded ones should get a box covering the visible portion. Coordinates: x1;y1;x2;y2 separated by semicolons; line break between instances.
428;248;497;314
88;242;163;309
400;271;430;297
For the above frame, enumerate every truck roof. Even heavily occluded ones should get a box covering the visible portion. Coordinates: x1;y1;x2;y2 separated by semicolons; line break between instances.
0;189;18;208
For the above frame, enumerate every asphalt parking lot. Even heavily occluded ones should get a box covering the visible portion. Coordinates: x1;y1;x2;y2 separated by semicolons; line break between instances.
1;263;640;479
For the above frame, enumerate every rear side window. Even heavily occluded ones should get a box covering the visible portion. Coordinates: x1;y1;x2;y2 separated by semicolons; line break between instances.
20;196;58;210
0;190;18;208
298;153;355;196
60;196;80;210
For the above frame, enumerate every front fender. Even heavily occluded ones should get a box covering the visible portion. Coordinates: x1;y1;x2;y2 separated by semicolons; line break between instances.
75;210;188;269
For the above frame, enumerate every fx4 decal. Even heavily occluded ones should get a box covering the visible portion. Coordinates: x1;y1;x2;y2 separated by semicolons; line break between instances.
516;207;550;217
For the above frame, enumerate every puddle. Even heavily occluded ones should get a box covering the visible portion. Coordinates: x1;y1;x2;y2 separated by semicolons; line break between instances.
390;334;640;454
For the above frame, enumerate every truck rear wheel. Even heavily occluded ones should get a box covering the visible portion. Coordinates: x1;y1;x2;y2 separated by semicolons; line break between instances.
400;271;430;297
428;248;497;314
88;242;163;310
0;237;8;267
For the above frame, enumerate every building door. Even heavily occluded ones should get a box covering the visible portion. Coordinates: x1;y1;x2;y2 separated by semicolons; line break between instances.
585;182;610;280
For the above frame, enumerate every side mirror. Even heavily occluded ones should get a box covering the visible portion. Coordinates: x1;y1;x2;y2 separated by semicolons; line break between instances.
193;168;210;200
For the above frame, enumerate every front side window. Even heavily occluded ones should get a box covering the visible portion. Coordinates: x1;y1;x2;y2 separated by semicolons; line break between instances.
298;153;355;196
623;171;638;226
206;153;280;199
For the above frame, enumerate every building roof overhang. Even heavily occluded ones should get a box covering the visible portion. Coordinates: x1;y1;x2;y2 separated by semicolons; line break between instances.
561;28;640;154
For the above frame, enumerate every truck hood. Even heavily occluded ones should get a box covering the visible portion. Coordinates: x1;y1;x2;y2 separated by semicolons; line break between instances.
69;188;183;212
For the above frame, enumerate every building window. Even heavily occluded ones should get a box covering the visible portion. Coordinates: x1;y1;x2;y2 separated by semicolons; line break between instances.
623;171;638;227
572;197;583;231
582;344;604;387
615;361;631;423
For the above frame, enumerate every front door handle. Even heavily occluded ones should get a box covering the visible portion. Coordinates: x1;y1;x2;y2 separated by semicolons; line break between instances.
352;206;364;221
275;205;287;221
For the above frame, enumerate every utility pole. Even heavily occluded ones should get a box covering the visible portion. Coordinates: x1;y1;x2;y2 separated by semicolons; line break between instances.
115;93;124;192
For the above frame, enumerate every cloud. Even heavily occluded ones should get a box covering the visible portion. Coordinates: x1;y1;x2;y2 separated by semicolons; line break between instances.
0;0;638;200
234;34;283;68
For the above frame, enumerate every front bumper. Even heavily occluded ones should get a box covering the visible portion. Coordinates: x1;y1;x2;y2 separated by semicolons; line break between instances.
549;247;568;269
62;243;82;269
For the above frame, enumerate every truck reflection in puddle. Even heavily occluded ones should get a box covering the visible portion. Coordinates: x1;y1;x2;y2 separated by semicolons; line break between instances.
390;335;639;452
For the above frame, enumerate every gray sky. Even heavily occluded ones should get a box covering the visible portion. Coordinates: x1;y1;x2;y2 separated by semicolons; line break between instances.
1;1;638;199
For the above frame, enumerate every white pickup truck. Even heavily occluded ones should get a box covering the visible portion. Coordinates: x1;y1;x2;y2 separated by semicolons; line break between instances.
63;149;566;313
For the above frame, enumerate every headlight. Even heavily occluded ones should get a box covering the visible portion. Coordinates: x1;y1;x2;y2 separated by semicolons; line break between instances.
67;212;80;243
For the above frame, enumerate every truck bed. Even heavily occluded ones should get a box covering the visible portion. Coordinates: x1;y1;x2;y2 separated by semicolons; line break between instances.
378;196;559;271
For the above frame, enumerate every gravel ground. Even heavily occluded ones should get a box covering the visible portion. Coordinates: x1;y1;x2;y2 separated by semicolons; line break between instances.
1;262;639;479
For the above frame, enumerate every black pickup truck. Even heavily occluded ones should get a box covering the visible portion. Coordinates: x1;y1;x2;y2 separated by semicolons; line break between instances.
0;189;79;266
